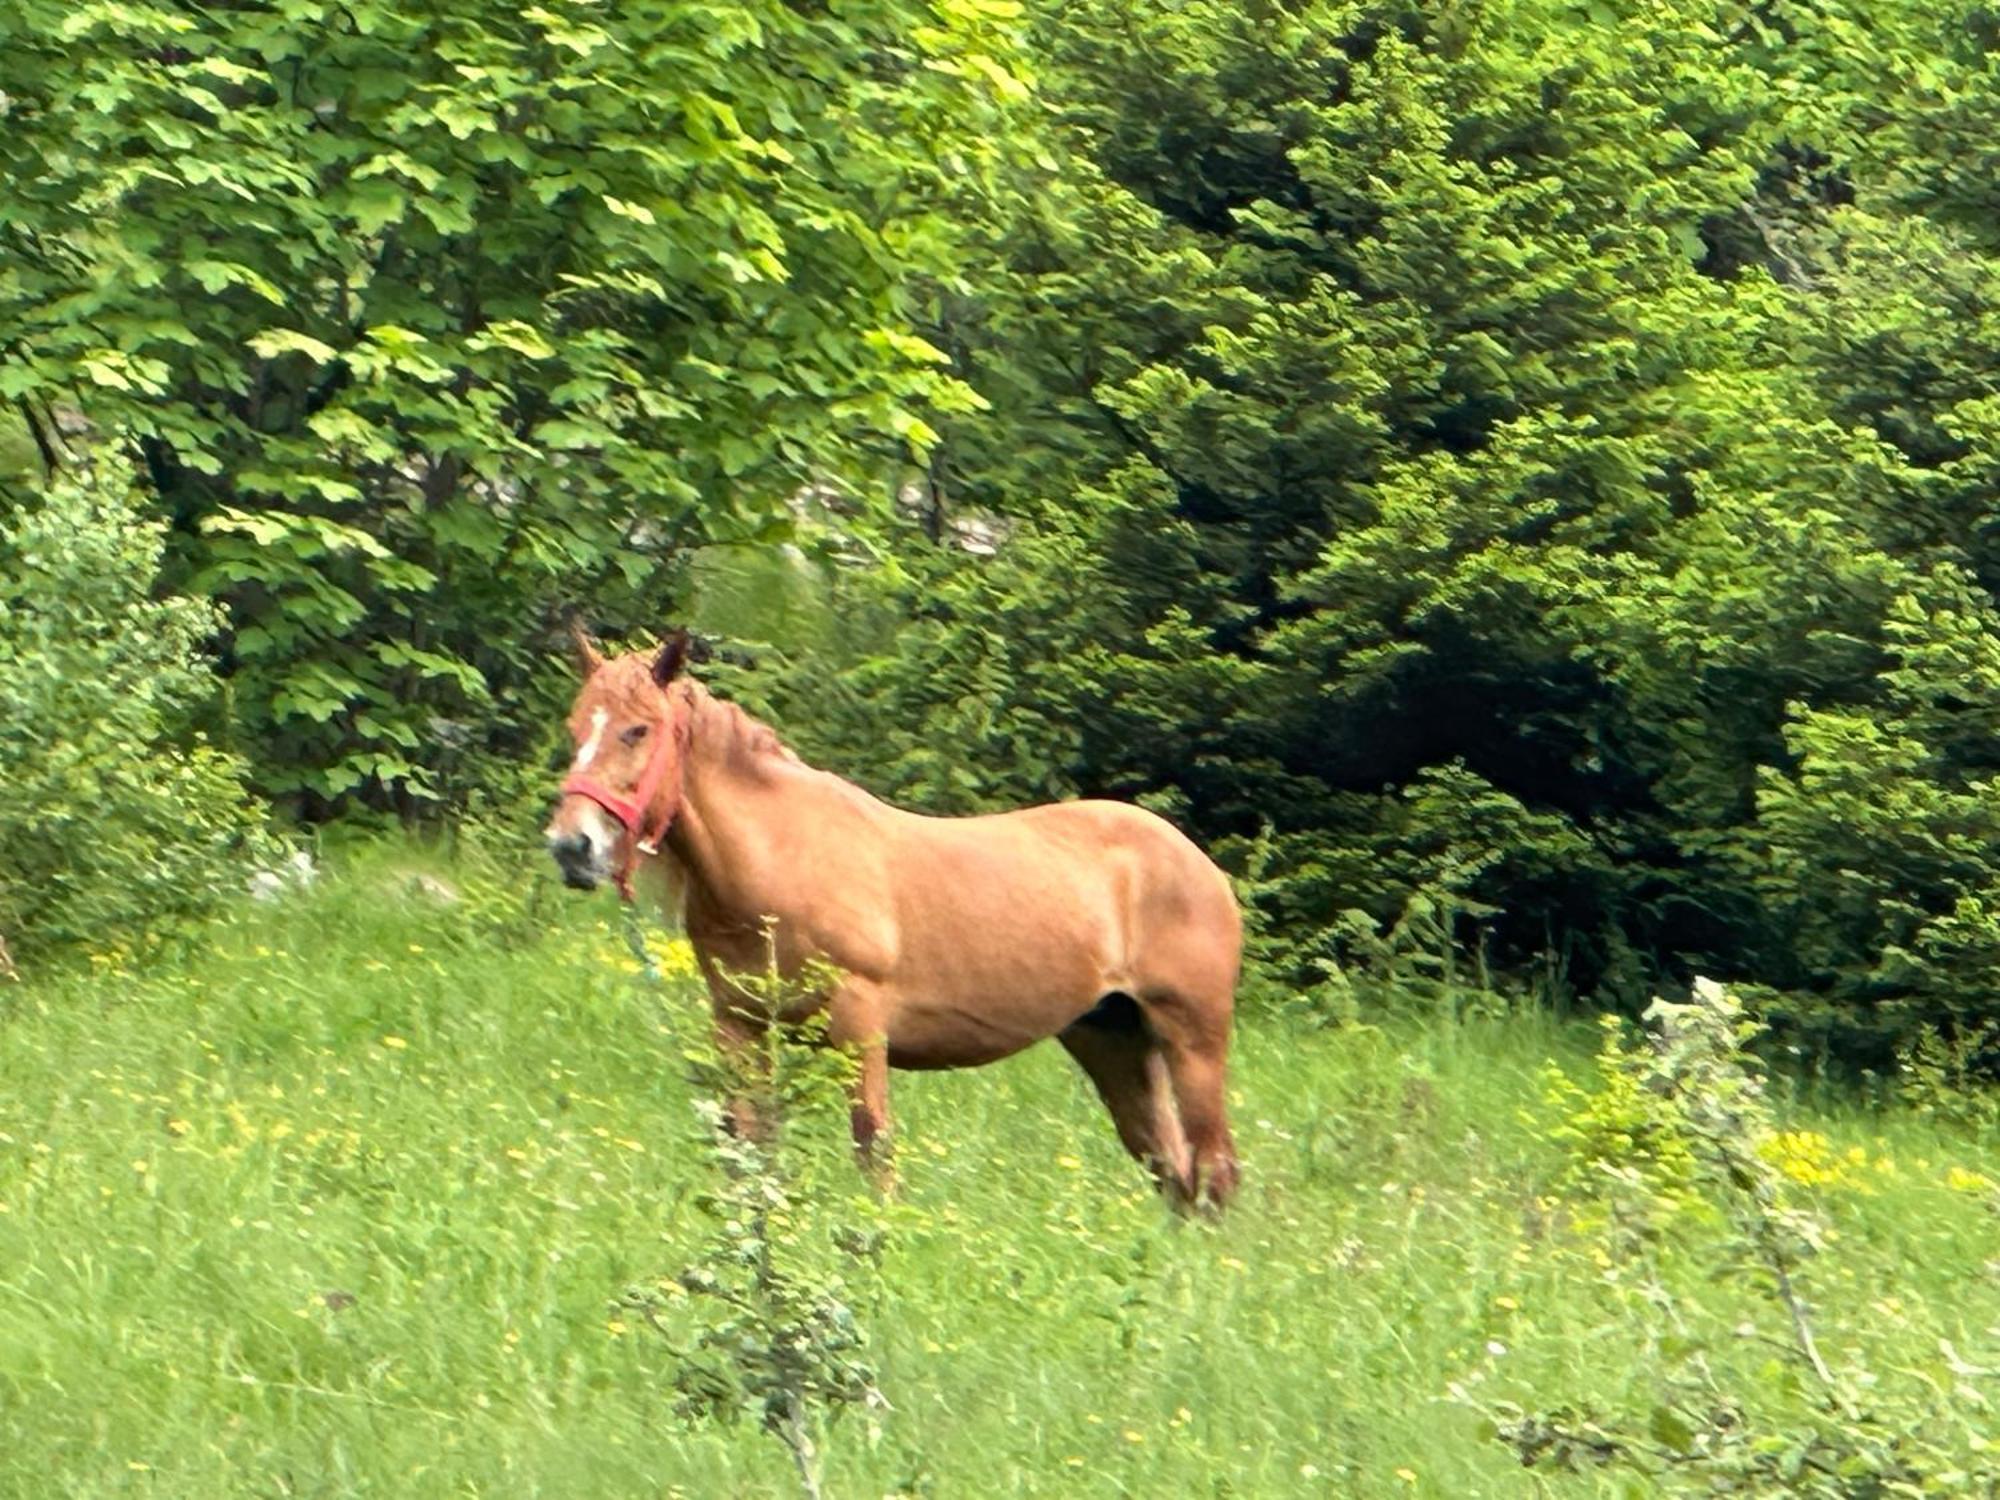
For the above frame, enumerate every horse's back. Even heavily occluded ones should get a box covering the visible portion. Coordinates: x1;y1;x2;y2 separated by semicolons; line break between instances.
891;796;1240;996
909;797;1228;898
1007;798;1235;919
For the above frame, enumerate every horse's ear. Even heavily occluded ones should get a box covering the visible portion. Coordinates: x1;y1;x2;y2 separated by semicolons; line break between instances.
652;628;692;687
567;618;605;677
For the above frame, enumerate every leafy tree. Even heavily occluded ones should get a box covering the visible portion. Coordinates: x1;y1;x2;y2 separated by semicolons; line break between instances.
790;0;1790;946
763;0;2000;1057
0;0;1025;811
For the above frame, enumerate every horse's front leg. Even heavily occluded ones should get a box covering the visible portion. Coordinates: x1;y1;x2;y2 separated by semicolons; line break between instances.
851;1041;892;1186
830;985;894;1191
712;1007;770;1143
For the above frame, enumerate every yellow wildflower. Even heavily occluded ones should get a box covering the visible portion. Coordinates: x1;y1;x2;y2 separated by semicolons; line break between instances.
1758;1130;1855;1189
1946;1165;1995;1194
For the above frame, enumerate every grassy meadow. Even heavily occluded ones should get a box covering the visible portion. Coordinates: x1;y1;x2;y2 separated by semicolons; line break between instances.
1;842;1996;1498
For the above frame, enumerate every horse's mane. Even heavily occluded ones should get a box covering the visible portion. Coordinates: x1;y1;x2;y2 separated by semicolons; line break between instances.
685;682;801;770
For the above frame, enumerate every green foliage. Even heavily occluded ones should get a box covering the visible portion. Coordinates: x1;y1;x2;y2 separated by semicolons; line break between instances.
1475;980;2000;1494
0;0;1027;808
0;460;274;964
1537;1015;1700;1211
619;956;885;1500
744;0;2000;1054
1893;1021;2000;1136
16;0;2000;1051
750;519;1102;815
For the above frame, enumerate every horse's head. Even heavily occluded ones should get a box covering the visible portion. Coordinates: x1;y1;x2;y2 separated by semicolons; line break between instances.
545;624;692;893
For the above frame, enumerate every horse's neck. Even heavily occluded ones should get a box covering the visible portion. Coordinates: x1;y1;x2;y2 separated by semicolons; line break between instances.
665;701;814;929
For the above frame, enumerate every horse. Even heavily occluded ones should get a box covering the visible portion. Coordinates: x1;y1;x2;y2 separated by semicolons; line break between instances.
544;627;1243;1212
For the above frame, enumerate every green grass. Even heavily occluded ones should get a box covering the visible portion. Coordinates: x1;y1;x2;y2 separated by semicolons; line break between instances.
1;843;1996;1498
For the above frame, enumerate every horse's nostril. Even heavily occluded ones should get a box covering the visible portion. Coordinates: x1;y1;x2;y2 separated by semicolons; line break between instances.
551;831;593;863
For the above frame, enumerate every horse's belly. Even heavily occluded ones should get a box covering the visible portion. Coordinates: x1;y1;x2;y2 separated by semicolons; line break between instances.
886;1039;1029;1071
882;994;1079;1071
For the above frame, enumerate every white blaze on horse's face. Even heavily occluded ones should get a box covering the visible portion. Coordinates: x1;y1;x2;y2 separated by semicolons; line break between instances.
572;708;609;771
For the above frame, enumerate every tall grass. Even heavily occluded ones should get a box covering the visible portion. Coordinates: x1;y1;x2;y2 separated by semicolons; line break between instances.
0;842;1994;1497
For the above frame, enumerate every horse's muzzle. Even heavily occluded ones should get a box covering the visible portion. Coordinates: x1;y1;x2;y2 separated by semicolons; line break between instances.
548;830;607;891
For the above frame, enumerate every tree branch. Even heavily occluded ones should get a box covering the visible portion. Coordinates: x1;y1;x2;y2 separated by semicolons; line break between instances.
15;397;62;476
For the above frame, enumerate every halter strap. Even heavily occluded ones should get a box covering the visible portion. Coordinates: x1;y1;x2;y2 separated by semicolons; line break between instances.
560;689;689;902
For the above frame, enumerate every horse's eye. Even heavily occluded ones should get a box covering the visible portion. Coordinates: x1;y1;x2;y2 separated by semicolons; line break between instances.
620;724;649;747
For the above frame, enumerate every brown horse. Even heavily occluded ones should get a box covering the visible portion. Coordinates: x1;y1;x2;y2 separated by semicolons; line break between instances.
544;629;1242;1211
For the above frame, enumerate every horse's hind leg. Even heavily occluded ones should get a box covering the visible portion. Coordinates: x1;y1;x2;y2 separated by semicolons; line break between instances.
1137;991;1240;1213
1058;996;1191;1197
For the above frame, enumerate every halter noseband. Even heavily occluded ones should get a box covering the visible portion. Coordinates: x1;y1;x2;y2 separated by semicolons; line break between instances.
560;690;688;902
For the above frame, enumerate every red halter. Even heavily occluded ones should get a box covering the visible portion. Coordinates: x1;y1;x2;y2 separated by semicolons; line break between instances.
560;691;689;902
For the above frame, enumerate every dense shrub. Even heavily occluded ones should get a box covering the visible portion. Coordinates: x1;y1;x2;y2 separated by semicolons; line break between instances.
0;0;1025;811
0;461;274;964
732;0;2000;1060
